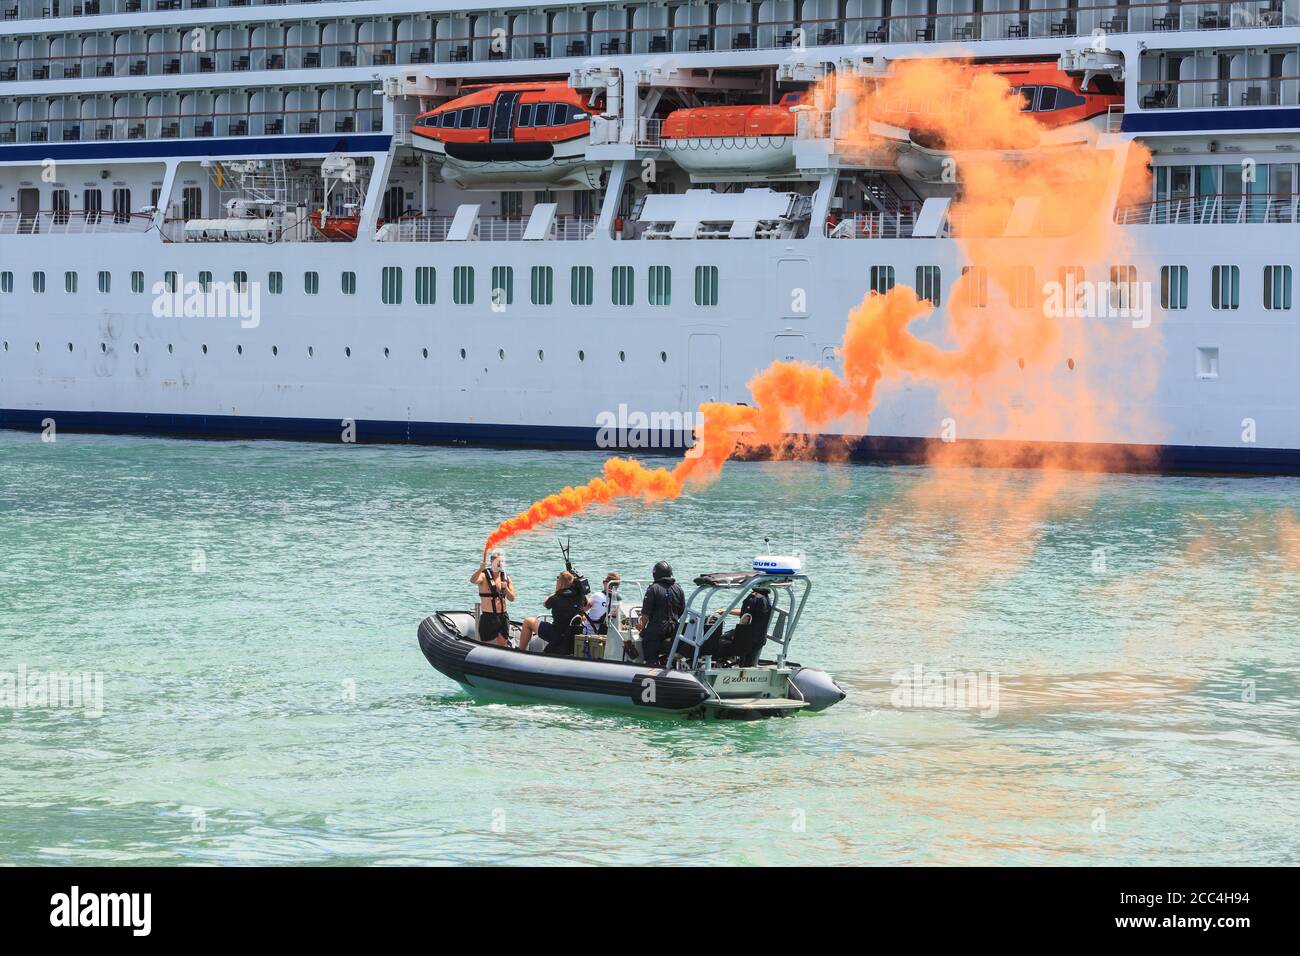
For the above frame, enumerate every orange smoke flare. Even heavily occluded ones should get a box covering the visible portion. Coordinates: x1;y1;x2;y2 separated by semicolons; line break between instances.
483;57;1154;553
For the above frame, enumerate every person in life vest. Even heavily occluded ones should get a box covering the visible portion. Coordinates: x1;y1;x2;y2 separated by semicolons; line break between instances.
639;561;685;666
470;551;516;646
518;570;587;655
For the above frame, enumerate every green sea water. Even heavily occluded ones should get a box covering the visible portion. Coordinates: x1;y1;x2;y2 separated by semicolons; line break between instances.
1;430;1298;865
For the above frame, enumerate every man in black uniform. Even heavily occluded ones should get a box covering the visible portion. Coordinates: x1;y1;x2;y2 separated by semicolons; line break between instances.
639;560;685;665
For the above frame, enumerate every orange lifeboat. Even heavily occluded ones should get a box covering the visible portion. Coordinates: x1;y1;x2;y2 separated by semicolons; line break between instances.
661;91;802;177
881;62;1124;183
411;81;605;189
308;209;360;241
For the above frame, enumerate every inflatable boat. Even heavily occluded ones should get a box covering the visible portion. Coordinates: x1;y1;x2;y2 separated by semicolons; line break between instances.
417;559;845;719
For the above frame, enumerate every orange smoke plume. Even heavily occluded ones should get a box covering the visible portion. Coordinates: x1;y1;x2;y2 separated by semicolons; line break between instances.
484;57;1154;552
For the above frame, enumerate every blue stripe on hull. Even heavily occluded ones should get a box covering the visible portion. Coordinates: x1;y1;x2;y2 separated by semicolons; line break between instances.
5;407;1300;475
1121;108;1300;134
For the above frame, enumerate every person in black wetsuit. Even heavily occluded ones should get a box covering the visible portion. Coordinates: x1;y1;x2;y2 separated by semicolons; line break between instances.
518;571;586;655
716;587;774;666
639;561;685;666
470;551;516;646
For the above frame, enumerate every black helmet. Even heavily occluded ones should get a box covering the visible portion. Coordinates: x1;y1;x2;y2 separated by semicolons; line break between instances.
652;560;673;581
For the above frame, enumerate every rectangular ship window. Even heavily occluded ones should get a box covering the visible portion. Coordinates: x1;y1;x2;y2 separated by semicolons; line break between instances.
1008;266;1035;309
960;266;987;308
1160;266;1188;310
64;271;78;294
491;266;514;307
341;271;356;296
233;271;247;292
415;267;436;305
915;266;941;306
530;266;553;305
198;271;212;292
571;266;593;306
131;271;144;294
112;188;132;225
33;272;45;294
268;271;283;295
648;265;671;306
0;272;12;294
83;189;102;224
1211;265;1239;310
1109;265;1138;313
694;266;719;306
382;266;403;305
870;266;895;296
611;266;634;306
453;266;474;305
304;271;319;295
98;271;111;294
1264;265;1292;311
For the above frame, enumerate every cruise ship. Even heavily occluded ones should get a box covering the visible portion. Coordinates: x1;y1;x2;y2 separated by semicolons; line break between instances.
1;1;1298;472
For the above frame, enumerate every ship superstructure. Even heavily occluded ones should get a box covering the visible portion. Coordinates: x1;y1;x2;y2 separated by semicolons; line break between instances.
1;2;1298;471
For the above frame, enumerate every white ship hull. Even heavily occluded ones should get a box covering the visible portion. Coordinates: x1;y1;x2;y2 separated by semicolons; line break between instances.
2;224;1298;472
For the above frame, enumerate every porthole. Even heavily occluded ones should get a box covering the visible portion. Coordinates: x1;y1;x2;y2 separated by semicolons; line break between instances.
202;344;208;354
422;348;428;359
1017;357;1025;370
34;341;40;352
383;347;390;359
459;348;467;359
272;346;278;356
100;342;107;353
345;347;352;358
2;341;8;351
67;342;73;352
618;350;626;363
134;343;140;353
1067;358;1075;370
537;349;544;361
307;346;314;358
498;348;505;360
168;344;174;354
660;351;668;363
236;344;243;355
578;350;585;362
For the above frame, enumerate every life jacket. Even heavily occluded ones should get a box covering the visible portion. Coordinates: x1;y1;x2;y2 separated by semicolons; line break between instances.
645;577;685;638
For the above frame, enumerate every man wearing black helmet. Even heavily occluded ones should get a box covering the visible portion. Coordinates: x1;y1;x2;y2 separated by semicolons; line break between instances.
639;560;685;666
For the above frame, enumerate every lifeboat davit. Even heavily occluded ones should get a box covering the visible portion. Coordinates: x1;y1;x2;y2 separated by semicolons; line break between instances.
661;92;802;177
411;82;604;190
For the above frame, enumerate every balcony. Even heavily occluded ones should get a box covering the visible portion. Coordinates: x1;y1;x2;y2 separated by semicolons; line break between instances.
1116;193;1300;224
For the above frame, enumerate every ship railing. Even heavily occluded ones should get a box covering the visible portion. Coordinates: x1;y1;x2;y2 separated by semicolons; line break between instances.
1105;104;1125;133
1136;74;1300;111
6;2;1298;79
0;209;154;235
374;216;600;242
1115;192;1300;224
825;210;919;239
